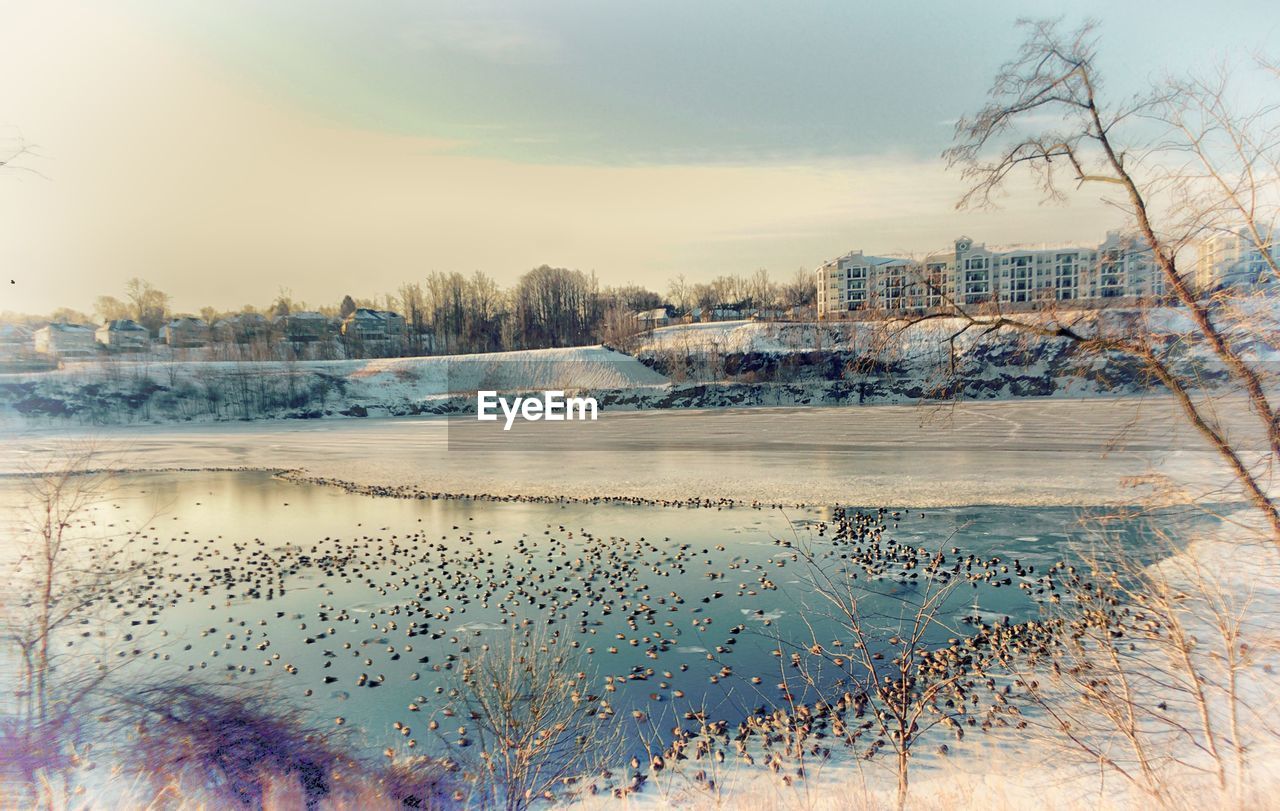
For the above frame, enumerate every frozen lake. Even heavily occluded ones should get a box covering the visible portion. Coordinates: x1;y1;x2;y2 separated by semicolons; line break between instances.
0;395;1249;507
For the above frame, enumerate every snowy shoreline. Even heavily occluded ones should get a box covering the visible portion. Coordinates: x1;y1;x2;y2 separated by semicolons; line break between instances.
3;314;1258;428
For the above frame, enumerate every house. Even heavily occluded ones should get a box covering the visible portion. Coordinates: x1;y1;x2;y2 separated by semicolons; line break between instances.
275;311;330;343
0;323;33;351
213;312;270;344
633;308;670;329
689;306;742;323
33;323;97;358
0;324;51;371
340;308;406;344
162;316;209;348
95;319;151;351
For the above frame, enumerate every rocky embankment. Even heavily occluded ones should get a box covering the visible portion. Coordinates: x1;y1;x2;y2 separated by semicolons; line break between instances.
0;317;1235;426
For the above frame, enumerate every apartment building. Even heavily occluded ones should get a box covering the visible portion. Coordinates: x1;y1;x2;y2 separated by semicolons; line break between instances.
817;232;1164;318
1194;229;1278;291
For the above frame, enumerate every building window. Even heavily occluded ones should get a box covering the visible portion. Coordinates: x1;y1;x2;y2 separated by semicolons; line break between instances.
1008;265;1031;302
1054;254;1077;300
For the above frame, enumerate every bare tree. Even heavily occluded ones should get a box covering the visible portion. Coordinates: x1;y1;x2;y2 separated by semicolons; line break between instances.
123;278;170;336
871;18;1280;540
93;295;131;324
508;265;601;350
0;133;42;178
782;267;818;309
0;447;161;800
396;283;425;355
667;274;691;315
767;508;1039;810
746;268;777;311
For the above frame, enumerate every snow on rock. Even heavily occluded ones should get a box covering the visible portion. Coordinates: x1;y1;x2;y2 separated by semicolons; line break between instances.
635;308;1280;363
0;345;668;425
2;307;1274;426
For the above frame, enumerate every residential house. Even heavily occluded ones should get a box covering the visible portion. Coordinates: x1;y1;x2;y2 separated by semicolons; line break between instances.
34;323;97;358
275;311;330;343
162;316;210;348
0;323;33;352
340;308;406;344
688;306;742;323
633;308;671;329
95;319;151;351
213;312;270;344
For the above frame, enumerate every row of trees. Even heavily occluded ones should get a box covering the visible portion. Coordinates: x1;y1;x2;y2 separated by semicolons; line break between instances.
20;266;816;357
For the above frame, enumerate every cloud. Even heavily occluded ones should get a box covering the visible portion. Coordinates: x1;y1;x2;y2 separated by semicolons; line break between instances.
0;1;1125;316
397;16;561;66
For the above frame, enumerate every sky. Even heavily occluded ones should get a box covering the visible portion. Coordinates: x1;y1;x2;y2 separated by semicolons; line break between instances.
0;0;1276;316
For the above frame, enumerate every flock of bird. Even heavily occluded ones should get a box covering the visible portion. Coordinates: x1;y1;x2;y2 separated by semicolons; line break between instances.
63;482;1097;799
279;470;799;511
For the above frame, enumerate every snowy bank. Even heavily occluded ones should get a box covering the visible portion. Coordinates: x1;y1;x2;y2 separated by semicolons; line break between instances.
0;345;668;425
1;310;1271;427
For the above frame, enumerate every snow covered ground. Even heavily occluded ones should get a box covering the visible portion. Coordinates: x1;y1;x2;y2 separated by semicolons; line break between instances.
0;344;670;424
5;310;1274;427
5;344;667;396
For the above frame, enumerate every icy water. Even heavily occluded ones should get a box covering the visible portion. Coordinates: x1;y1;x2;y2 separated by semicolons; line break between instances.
0;471;1221;763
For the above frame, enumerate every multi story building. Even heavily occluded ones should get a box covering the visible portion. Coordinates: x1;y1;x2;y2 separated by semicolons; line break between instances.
1194;229;1278;292
817;232;1164;318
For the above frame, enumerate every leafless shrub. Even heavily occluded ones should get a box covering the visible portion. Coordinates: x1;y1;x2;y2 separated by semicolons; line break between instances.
0;447;155;731
990;518;1280;809
439;627;626;810
0;447;166;807
635;511;1047;811
763;508;1050;810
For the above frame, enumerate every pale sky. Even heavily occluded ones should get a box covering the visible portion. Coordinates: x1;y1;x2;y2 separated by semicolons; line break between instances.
1;0;1276;315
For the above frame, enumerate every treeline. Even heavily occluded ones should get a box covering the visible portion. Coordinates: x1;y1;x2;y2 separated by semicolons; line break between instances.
351;265;815;353
11;266;816;356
